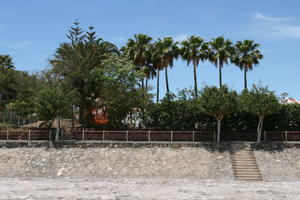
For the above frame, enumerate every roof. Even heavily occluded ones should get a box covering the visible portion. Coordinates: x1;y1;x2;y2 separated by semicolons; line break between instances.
286;98;300;104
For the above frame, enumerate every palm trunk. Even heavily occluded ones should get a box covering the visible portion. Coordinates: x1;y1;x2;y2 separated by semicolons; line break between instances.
193;63;198;98
219;65;222;88
244;67;247;90
165;67;170;94
156;69;160;103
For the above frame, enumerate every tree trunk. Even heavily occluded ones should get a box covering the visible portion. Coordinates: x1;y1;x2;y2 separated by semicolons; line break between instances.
165;67;170;94
145;78;148;100
219;65;222;88
257;116;264;143
71;104;75;130
156;69;160;103
244;67;248;90
217;119;222;143
193;63;198;98
55;116;61;141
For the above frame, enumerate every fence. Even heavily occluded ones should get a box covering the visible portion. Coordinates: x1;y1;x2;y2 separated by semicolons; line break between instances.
264;131;300;142
0;130;215;142
0;130;51;141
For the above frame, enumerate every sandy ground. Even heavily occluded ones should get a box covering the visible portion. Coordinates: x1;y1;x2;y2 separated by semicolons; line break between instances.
0;178;299;200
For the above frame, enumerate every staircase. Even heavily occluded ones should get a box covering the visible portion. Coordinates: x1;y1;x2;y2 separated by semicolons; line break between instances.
230;145;262;181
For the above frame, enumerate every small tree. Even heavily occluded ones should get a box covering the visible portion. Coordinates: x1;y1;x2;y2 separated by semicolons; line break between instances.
238;84;279;142
198;85;237;143
35;82;74;141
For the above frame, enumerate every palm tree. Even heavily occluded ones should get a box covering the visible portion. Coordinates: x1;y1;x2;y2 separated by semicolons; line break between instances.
159;37;179;94
148;41;164;103
122;34;152;90
232;40;263;90
208;37;233;88
180;36;208;97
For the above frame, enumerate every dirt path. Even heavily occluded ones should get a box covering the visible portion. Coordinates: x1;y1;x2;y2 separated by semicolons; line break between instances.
0;178;299;200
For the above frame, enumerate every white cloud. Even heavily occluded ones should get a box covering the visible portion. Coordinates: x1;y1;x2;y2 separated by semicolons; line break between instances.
11;41;32;49
173;33;188;42
253;12;300;39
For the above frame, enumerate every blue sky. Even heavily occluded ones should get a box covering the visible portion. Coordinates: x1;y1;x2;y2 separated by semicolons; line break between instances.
1;0;300;100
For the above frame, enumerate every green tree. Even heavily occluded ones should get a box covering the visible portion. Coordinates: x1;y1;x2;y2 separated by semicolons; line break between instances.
198;85;237;143
232;40;263;90
238;84;279;142
208;37;233;88
93;56;146;128
50;22;118;125
160;37;179;94
0;55;14;70
122;34;152;90
35;80;75;140
180;36;208;97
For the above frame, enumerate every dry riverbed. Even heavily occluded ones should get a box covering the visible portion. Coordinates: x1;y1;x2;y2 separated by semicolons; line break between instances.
0;178;299;200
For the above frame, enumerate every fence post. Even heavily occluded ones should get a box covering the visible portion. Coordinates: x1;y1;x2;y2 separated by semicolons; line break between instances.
285;131;288;142
192;131;195;142
28;130;31;142
171;131;173;142
264;131;266;142
148;130;151;142
6;130;9;141
126;130;128;142
82;130;85;141
103;130;105;141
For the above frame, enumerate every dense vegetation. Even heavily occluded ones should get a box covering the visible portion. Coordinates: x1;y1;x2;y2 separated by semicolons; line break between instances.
0;21;299;142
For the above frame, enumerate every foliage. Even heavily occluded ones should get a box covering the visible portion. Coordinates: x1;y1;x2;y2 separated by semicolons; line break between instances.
238;84;280;142
93;56;146;128
197;85;237;142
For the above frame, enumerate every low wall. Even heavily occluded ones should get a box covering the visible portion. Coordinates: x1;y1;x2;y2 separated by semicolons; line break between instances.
0;145;233;180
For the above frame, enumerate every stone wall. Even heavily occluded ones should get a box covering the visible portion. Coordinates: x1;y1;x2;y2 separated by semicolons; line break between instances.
0;147;233;180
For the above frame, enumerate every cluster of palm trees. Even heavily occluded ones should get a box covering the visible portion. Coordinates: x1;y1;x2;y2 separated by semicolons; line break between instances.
121;34;263;102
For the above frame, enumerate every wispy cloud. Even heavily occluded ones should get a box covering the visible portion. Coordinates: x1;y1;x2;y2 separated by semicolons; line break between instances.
11;41;32;49
173;33;188;42
253;12;300;39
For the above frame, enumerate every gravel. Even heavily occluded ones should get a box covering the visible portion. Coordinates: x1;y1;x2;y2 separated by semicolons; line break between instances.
0;178;299;200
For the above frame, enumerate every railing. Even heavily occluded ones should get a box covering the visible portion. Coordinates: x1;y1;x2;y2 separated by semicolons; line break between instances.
0;130;51;141
264;131;300;142
0;130;215;142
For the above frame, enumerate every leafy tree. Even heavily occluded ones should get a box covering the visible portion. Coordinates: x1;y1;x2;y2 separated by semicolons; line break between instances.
208;37;233;88
181;36;208;97
93;56;146;128
198;85;237;143
50;21;118;125
232;40;263;90
0;55;14;70
238;84;280;142
35;80;75;140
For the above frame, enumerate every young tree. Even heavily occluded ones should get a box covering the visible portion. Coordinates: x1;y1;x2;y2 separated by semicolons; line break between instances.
238;84;279;142
198;85;237;143
34;80;75;141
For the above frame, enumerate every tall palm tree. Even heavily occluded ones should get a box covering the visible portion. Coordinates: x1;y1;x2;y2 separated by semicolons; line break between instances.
232;40;263;90
159;37;179;94
122;34;152;90
149;40;164;103
208;37;233;88
180;36;208;97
